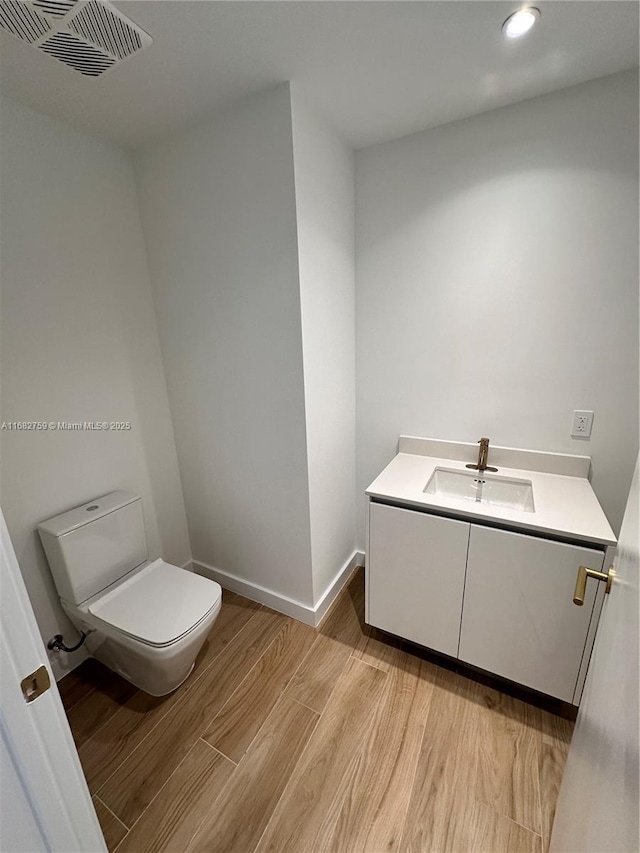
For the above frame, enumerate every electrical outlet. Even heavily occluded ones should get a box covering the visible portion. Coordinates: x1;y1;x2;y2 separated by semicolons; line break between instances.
571;410;594;439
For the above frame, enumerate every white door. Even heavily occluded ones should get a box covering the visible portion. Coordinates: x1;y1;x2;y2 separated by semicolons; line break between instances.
458;525;604;702
0;508;106;853
367;502;469;656
550;456;639;852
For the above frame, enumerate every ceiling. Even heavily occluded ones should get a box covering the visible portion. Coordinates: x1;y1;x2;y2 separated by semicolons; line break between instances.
1;1;638;150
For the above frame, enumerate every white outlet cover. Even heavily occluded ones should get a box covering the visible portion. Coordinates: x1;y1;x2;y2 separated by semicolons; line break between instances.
571;410;594;439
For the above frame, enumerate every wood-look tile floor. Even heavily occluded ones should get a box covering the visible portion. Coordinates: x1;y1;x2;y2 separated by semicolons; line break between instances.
58;570;573;853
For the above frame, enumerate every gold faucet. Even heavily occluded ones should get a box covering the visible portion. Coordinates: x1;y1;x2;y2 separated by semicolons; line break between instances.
466;437;498;473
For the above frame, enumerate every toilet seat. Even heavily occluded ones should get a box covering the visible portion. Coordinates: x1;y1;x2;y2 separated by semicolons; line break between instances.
88;558;222;647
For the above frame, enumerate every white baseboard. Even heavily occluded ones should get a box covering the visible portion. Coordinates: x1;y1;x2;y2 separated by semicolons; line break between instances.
193;560;316;624
193;550;364;628
313;551;364;625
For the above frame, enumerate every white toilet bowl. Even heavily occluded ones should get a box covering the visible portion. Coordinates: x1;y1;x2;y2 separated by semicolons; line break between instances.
63;558;222;696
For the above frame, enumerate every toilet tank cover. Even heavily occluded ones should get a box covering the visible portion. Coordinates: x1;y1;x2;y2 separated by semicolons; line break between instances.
89;559;222;646
38;491;139;538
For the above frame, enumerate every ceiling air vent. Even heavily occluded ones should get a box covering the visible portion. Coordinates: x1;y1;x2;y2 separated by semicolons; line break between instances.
0;0;152;76
69;0;141;59
40;29;114;75
32;0;77;18
0;1;49;42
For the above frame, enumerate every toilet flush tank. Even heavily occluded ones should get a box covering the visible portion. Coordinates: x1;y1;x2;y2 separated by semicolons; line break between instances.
38;491;148;606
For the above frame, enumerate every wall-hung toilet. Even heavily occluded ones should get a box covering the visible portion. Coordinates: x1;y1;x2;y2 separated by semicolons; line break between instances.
38;491;222;696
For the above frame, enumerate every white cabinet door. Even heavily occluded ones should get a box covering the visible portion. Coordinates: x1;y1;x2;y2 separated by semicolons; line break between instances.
367;503;469;657
459;526;604;702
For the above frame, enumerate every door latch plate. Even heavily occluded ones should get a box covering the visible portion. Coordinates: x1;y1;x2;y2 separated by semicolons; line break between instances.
20;665;51;703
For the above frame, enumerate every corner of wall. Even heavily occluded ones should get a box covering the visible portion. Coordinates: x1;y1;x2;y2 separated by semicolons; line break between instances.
289;89;358;605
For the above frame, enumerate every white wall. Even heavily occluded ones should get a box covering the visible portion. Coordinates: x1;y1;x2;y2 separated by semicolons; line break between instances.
0;96;191;679
135;84;315;608
355;71;639;546
291;89;357;602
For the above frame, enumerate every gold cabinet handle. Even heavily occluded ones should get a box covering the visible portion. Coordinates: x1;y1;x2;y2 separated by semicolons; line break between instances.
573;565;614;606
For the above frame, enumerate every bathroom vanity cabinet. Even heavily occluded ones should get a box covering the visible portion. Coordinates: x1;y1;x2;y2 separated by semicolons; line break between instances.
368;502;604;703
365;437;617;706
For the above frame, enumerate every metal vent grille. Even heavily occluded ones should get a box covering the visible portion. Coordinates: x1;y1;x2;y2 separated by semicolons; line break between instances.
0;1;49;42
69;0;141;59
40;29;115;75
0;0;151;76
32;0;77;18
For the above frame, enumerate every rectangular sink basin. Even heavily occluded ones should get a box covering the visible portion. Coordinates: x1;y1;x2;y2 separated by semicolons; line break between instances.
424;468;535;513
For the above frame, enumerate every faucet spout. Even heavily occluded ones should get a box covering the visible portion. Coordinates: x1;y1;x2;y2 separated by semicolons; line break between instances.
466;437;498;473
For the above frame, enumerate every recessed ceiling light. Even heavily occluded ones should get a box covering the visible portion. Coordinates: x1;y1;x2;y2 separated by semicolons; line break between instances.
502;7;541;39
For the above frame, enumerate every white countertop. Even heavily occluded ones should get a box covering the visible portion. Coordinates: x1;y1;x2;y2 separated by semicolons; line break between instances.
366;451;617;547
